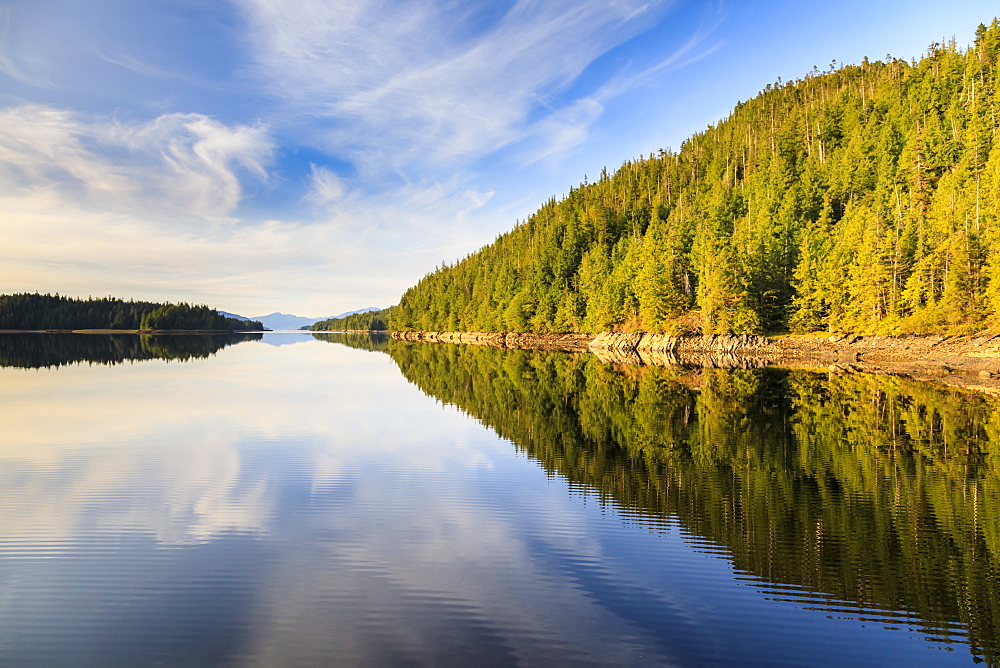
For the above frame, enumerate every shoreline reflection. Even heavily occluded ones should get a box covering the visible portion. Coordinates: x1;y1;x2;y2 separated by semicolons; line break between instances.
0;332;263;369
317;335;1000;664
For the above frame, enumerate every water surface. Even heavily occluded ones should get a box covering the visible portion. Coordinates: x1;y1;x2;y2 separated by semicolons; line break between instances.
0;332;996;665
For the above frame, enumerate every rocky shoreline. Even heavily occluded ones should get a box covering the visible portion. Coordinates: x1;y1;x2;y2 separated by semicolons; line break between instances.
391;330;593;351
391;330;1000;395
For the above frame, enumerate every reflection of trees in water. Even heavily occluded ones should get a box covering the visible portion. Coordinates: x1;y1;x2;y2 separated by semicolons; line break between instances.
0;333;263;369
382;341;1000;665
311;332;390;353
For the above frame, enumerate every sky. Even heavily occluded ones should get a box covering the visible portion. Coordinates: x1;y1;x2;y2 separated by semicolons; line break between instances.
1;0;998;318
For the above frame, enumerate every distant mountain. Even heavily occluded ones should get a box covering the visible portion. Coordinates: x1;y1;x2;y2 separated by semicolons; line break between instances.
250;309;381;331
248;312;316;330
216;308;381;331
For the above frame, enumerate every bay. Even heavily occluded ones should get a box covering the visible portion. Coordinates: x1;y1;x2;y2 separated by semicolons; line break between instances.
0;332;996;665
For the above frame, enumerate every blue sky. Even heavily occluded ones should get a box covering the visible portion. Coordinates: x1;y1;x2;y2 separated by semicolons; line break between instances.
1;0;997;317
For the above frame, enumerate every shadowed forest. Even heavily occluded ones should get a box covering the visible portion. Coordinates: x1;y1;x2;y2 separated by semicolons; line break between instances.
0;294;264;332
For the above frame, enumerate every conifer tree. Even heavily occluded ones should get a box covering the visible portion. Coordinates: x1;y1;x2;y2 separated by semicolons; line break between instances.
393;21;1000;336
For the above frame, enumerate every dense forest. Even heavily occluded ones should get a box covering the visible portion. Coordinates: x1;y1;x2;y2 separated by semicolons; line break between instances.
138;302;263;331
311;307;392;331
393;21;1000;336
340;338;999;664
0;293;264;331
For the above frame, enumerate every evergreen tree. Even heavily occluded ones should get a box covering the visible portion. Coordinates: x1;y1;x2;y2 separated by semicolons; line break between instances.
393;22;1000;336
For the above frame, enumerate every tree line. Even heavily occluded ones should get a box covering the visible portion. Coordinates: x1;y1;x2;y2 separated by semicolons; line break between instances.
392;21;1000;336
311;308;392;332
0;293;264;331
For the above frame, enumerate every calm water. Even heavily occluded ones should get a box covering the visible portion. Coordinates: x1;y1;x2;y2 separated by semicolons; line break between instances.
0;332;997;665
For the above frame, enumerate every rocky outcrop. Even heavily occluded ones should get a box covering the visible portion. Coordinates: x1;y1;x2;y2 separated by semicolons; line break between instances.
588;332;772;354
391;331;591;352
587;332;643;351
390;330;1000;391
393;331;778;357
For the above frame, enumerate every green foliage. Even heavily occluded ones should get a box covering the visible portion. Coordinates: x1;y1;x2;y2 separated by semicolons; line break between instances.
0;293;159;330
0;293;263;331
395;21;1000;335
139;303;263;331
311;307;393;331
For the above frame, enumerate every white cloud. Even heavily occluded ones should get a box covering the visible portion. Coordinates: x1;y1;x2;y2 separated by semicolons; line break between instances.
0;104;501;313
236;0;677;171
305;163;346;206
0;105;274;220
518;97;605;165
0;175;505;315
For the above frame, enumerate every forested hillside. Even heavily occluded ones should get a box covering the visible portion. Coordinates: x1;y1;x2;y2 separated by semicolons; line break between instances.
311;307;392;331
394;21;1000;336
0;293;264;331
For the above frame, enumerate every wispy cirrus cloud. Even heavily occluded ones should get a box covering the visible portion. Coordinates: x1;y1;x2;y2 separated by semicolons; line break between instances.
0;106;273;220
0;0;724;315
236;0;680;172
0;6;53;88
304;164;347;207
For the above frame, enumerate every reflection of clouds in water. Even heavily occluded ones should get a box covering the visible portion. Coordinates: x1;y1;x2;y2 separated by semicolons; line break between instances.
0;337;689;663
0;340;506;546
0;337;992;664
239;464;688;665
0;437;271;545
